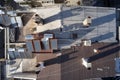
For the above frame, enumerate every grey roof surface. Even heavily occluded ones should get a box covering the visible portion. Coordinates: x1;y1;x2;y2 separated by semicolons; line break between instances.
56;6;117;42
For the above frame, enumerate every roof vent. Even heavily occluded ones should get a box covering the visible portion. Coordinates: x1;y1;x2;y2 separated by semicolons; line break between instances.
83;39;91;46
82;58;92;69
83;16;92;27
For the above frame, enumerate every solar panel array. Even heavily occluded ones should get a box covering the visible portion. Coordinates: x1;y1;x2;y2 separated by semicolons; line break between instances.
25;34;57;53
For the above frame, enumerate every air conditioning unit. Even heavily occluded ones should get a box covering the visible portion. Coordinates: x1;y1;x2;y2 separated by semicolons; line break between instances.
83;40;91;46
82;58;92;69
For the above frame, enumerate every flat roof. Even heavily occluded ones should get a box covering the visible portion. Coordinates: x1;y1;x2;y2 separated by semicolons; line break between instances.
60;6;116;42
29;6;117;49
35;42;120;80
15;6;117;43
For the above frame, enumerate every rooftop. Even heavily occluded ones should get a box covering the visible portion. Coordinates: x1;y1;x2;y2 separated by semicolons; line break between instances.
36;42;119;80
15;6;117;48
5;6;120;80
27;6;117;49
7;42;120;80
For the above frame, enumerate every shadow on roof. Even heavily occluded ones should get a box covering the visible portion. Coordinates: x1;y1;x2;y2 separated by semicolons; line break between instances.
88;45;120;62
91;32;114;42
44;50;77;66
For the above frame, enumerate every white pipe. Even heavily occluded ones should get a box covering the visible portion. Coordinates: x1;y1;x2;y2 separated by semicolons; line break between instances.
4;28;6;59
7;27;10;60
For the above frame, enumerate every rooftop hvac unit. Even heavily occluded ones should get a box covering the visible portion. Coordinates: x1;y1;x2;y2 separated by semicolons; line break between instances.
83;40;91;46
33;40;41;52
82;58;92;69
83;16;92;27
26;40;34;52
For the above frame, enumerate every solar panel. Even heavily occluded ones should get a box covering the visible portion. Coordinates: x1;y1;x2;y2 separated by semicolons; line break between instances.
50;39;57;50
26;41;34;52
33;40;41;52
41;38;50;50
